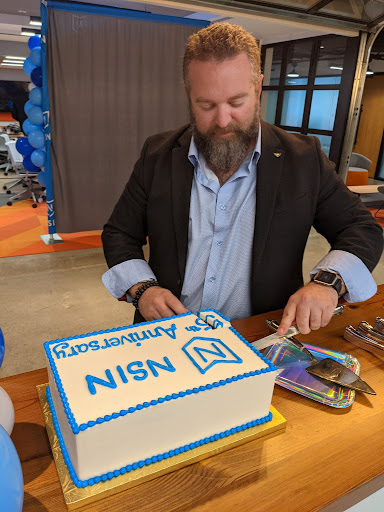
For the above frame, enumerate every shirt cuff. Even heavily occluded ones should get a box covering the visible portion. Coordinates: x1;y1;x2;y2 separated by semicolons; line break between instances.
310;250;377;303
102;259;157;301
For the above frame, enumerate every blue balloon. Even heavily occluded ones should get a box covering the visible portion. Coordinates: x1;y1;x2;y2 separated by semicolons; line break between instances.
22;119;40;135
30;46;41;67
28;130;45;149
0;329;4;368
37;170;47;187
0;425;24;512
29;86;42;106
28;35;41;50
15;137;34;157
31;149;46;168
23;100;34;116
23;57;35;76
31;66;42;88
28;106;43;126
23;156;40;173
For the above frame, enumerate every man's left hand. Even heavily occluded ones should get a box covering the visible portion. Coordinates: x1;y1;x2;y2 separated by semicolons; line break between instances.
277;282;339;335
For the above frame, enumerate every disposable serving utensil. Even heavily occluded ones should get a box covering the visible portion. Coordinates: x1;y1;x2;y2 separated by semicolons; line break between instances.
356;321;384;344
266;320;376;395
344;324;384;358
374;316;384;335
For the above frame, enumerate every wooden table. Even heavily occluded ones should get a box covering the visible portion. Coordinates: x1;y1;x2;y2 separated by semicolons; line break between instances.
347;185;382;194
2;288;384;512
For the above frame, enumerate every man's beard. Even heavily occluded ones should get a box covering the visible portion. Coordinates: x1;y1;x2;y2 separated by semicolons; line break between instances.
190;107;260;173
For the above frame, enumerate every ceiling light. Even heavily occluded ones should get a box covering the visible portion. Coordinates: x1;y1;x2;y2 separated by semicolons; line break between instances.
287;63;299;78
1;63;23;67
21;28;40;36
30;17;42;27
366;67;374;75
330;66;343;70
5;56;26;60
3;60;25;64
320;46;325;49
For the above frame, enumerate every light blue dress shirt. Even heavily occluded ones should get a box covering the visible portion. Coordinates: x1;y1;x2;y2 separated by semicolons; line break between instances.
102;129;377;318
178;135;260;318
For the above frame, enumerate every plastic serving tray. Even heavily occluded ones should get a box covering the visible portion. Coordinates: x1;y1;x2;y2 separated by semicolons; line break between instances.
263;340;360;408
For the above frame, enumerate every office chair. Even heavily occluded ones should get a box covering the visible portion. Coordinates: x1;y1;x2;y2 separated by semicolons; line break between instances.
4;140;45;208
0;134;11;175
2;139;24;193
346;153;371;186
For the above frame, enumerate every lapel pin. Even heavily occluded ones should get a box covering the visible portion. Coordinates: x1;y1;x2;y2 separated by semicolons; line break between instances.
274;152;282;158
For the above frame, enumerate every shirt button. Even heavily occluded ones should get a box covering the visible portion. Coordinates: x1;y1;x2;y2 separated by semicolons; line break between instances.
220;204;227;211
217;241;223;246
209;277;216;283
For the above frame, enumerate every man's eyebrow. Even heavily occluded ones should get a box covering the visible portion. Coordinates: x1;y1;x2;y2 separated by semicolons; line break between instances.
196;93;249;103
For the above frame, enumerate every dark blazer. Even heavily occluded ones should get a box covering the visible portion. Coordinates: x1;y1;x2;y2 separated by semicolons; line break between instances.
102;121;383;322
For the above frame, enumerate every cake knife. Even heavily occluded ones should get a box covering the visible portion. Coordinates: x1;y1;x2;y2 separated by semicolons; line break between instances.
249;326;301;351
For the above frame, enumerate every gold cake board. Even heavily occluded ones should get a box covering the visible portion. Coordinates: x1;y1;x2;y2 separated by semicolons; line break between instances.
37;383;286;510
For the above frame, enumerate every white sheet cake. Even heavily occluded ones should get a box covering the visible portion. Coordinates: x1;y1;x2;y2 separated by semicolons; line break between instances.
44;309;277;487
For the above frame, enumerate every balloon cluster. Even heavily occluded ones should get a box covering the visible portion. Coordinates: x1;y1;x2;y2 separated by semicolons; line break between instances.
0;330;24;512
17;34;46;187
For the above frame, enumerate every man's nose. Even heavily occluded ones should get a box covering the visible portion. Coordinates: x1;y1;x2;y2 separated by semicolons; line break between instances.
214;106;232;129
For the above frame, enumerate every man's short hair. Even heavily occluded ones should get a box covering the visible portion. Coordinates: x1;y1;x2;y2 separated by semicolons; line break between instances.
183;22;261;90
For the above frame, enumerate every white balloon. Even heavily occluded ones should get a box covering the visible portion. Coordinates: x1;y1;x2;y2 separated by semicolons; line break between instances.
0;387;15;436
28;82;36;91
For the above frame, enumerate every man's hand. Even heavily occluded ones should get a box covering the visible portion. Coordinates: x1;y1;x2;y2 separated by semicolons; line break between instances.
277;282;339;335
132;285;188;321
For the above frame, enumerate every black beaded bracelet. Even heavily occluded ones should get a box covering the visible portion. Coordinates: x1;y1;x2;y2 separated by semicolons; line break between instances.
132;280;159;310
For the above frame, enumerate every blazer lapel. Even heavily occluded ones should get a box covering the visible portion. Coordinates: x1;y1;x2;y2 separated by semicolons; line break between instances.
253;122;285;265
171;128;194;283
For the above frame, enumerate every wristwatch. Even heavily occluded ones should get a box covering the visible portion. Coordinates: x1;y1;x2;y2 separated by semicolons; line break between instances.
311;270;343;296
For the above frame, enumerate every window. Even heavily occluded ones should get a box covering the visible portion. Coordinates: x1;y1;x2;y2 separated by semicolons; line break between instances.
261;35;357;166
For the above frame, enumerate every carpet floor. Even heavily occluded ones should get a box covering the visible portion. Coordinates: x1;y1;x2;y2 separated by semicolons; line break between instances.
0;199;102;258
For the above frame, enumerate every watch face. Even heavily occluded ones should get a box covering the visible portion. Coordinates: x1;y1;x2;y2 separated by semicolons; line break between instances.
317;270;337;284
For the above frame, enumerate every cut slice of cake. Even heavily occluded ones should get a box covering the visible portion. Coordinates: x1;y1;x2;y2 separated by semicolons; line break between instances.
44;311;277;487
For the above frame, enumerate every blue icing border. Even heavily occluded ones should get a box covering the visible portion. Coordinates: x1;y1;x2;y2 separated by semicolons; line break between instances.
197;308;231;323
46;385;273;488
45;313;277;435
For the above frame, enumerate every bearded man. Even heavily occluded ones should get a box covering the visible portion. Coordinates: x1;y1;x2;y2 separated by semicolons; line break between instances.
101;23;383;335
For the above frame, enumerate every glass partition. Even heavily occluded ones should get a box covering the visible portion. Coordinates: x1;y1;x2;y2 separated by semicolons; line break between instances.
281;90;306;127
285;40;312;86
315;37;347;85
261;32;356;168
308;90;339;131
263;46;282;86
261;90;278;124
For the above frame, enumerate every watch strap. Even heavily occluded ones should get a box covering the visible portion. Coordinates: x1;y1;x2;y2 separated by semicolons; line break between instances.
311;270;342;295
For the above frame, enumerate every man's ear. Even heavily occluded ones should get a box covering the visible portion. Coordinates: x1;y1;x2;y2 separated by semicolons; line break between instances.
258;74;264;97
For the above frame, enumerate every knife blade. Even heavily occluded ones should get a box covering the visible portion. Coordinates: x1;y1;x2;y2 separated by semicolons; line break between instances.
249;325;300;351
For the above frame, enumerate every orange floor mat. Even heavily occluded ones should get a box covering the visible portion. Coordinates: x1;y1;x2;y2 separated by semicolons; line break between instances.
0;200;102;258
0;113;16;121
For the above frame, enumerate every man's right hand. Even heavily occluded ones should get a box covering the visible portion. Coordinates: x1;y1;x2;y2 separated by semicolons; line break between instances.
130;284;188;321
